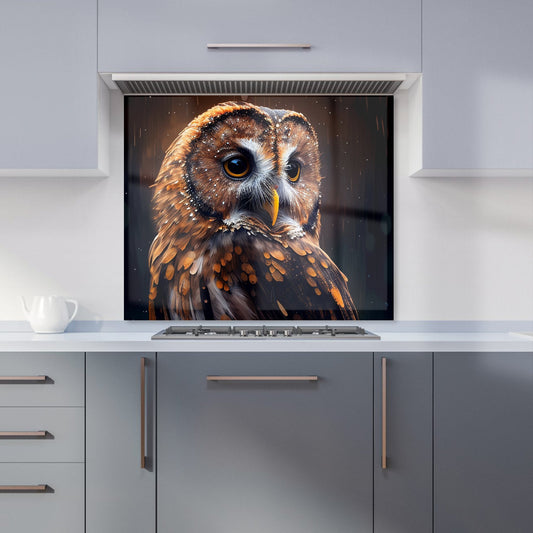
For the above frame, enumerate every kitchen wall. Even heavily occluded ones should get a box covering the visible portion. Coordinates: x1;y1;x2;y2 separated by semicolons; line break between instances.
1;89;532;321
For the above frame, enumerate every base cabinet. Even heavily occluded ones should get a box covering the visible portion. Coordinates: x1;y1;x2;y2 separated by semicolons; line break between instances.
374;353;432;533
0;463;84;533
0;352;85;533
434;352;533;533
86;352;156;533
158;352;373;533
78;348;532;532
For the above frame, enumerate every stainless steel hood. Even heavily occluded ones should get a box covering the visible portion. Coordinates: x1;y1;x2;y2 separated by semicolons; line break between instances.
108;73;409;95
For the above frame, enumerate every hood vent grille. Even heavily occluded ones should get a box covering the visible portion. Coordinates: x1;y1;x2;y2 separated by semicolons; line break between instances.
114;78;403;95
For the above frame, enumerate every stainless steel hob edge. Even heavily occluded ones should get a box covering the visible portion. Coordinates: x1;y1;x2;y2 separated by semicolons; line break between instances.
152;325;380;340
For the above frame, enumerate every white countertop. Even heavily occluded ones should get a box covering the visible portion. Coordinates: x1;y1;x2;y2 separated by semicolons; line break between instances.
0;322;531;352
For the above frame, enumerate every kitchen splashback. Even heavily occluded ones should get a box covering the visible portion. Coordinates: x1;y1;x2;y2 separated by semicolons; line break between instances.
124;95;393;320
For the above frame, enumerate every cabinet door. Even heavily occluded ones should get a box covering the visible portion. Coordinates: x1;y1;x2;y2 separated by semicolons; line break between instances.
434;352;533;533
86;353;156;533
418;0;533;176
0;0;103;176
374;353;432;533
158;352;373;533
98;0;420;73
0;463;84;533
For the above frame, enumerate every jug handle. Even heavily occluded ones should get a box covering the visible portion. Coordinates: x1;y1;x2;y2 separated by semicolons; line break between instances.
20;296;30;319
65;300;78;324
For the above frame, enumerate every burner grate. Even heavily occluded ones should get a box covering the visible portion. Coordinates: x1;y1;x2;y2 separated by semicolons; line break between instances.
152;325;380;339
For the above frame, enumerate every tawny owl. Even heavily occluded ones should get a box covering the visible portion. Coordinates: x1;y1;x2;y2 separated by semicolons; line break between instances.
148;101;358;320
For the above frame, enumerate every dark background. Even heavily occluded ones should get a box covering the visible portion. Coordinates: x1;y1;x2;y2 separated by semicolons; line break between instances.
125;95;393;320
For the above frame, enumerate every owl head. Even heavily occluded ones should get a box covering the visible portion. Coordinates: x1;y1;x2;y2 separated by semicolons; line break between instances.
152;101;323;245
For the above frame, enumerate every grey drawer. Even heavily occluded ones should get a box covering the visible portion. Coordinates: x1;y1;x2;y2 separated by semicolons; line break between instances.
0;407;84;462
0;463;84;533
0;353;84;406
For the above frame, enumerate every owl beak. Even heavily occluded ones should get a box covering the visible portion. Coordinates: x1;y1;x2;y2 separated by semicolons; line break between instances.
263;189;279;226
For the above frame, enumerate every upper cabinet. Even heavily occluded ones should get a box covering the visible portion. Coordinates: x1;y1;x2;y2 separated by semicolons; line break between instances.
415;0;533;177
0;0;108;177
98;0;421;73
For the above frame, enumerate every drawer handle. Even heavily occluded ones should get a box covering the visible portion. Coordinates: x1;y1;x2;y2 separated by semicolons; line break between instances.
0;484;49;492
0;431;48;438
0;375;48;383
381;357;387;469
207;43;311;49
206;376;318;382
140;357;146;469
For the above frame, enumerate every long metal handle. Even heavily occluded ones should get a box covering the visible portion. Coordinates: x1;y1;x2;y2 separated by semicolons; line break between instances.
0;485;48;492
140;357;146;469
381;357;387;469
0;431;47;438
0;376;47;382
207;375;318;382
207;43;311;49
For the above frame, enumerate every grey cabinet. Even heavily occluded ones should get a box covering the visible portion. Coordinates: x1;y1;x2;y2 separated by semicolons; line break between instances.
434;352;533;533
0;464;84;533
0;352;85;533
86;352;156;533
0;0;107;177
98;0;421;73
417;0;533;176
0;408;84;462
0;352;84;406
158;352;373;533
374;353;432;533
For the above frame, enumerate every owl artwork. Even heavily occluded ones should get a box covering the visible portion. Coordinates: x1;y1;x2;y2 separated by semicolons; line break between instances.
148;101;358;320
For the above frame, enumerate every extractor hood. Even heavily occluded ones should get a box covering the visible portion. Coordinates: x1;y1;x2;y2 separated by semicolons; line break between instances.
106;73;414;95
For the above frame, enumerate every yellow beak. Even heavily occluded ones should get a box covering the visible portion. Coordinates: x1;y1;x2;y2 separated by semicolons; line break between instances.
263;189;279;226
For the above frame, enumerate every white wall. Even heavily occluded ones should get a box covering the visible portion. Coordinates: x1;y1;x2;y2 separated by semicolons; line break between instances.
394;88;533;320
0;89;532;321
0;90;124;321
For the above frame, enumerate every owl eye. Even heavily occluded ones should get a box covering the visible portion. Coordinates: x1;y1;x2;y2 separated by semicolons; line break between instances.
222;154;251;179
286;160;301;182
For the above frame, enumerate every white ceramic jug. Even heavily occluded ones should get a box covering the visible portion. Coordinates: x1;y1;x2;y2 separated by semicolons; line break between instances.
20;296;78;333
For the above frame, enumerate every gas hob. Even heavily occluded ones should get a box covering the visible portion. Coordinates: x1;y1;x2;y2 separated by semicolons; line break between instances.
152;325;380;340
